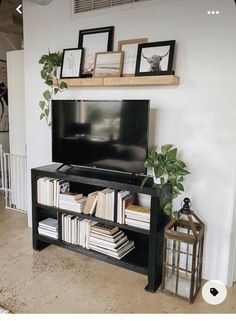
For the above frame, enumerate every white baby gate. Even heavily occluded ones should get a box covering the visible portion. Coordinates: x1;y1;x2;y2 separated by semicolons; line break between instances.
0;144;27;212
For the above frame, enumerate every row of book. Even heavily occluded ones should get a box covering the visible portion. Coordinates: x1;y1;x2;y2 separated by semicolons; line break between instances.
61;214;95;248
37;178;150;230
37;177;69;207
39;215;135;260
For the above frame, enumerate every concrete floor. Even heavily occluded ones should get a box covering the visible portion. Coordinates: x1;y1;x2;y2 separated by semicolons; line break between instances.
0;196;235;313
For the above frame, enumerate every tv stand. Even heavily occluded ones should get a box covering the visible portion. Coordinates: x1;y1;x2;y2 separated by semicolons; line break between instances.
31;164;170;292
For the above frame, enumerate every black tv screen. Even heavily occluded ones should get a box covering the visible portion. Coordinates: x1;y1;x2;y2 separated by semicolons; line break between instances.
52;100;150;174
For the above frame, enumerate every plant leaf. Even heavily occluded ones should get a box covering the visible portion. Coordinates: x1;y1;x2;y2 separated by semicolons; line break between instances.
167;148;177;161
45;79;53;86
161;144;173;155
59;81;68;90
39;101;45;110
54;88;59;95
40;113;45;120
43;90;51;101
44;109;49;117
176;183;184;192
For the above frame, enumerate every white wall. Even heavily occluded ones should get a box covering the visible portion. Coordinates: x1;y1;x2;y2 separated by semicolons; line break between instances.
7;50;26;155
23;0;236;285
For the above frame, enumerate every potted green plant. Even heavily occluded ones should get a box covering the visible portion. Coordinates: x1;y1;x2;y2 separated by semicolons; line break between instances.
39;51;68;126
141;144;190;217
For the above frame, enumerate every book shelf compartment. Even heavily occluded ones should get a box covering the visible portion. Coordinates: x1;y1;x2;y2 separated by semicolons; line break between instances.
36;232;148;275
35;203;150;236
32;164;169;292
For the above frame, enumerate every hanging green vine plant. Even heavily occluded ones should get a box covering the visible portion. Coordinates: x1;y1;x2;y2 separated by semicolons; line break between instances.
39;51;68;127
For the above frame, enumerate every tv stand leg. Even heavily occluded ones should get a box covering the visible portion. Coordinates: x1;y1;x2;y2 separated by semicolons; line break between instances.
145;196;165;293
33;238;50;251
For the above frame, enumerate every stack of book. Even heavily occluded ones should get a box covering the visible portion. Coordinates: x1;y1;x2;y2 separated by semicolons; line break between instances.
61;214;95;248
37;177;70;207
38;217;58;239
89;222;135;260
59;193;87;213
95;188;115;221
117;190;135;224
125;205;150;230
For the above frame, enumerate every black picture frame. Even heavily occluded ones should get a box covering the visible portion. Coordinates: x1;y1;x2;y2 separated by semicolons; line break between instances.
135;40;176;76
60;48;84;79
78;26;114;77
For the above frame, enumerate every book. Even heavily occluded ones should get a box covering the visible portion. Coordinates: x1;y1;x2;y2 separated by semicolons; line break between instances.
125;204;150;214
83;191;99;214
91;222;119;236
117;190;130;224
89;195;98;215
59;192;83;201
38;229;58;239
38;218;58;230
125;218;150;230
121;194;135;224
90;240;135;260
95;188;112;219
90;235;128;250
126;211;150;223
90;230;124;243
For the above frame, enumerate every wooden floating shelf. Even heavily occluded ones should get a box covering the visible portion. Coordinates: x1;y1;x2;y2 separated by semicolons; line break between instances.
55;75;180;87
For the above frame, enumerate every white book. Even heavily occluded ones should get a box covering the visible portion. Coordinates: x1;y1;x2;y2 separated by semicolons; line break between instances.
38;228;58;239
90;240;135;260
53;179;58;207
40;177;49;205
110;190;115;221
37;177;43;204
79;219;85;247
78;218;83;246
89;195;98;215
126;212;150;223
61;214;66;241
90;235;128;250
125;218;150;230
117;191;130;224
71;217;76;244
38;217;58;229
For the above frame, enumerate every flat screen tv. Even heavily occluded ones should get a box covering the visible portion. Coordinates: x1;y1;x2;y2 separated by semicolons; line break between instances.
52;100;150;174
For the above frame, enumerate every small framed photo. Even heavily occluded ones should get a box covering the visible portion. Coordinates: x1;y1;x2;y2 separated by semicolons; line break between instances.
78;26;114;77
135;40;176;76
93;51;124;78
60;48;84;78
117;38;148;77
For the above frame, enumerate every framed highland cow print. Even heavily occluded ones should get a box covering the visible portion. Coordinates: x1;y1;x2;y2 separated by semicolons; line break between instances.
135;40;176;76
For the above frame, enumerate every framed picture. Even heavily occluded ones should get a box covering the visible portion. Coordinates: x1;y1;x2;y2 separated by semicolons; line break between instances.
135;40;176;76
60;48;84;78
78;26;114;77
93;51;124;78
0;60;9;132
117;38;148;76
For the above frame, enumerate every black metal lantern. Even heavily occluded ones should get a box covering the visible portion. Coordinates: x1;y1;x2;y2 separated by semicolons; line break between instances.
161;198;205;303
